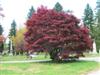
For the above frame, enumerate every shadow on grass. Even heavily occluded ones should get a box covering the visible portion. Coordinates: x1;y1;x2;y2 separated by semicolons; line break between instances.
34;59;88;64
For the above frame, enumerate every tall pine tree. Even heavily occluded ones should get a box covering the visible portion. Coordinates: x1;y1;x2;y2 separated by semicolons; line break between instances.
0;4;4;17
0;4;4;54
9;20;17;37
27;6;35;19
83;4;94;31
0;25;3;35
53;2;63;12
0;25;4;54
94;0;100;53
9;20;17;55
96;0;100;26
0;5;4;35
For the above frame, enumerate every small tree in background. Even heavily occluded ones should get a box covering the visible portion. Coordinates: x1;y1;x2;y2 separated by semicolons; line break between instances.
27;6;35;19
0;5;4;35
93;0;100;53
83;4;94;32
92;26;100;53
53;2;63;12
9;20;17;55
25;6;93;61
66;10;73;14
0;25;3;35
96;0;100;27
0;5;4;54
13;27;26;55
0;35;4;54
0;25;4;54
0;4;4;18
9;20;17;37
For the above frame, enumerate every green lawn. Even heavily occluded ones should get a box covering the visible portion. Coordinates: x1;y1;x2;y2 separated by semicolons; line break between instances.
0;54;50;61
1;53;100;61
84;53;100;57
0;54;100;75
0;61;99;75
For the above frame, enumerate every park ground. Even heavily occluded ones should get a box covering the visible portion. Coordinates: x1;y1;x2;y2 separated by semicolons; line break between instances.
0;53;100;75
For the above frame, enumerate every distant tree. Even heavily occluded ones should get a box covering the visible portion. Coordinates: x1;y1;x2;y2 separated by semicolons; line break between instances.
96;0;100;8
9;20;17;37
96;0;100;27
66;10;73;14
9;20;17;55
92;26;100;53
96;10;100;26
94;0;100;53
83;4;94;32
0;5;4;17
0;25;3;35
25;6;93;61
27;6;35;19
12;27;26;55
53;2;63;12
0;4;4;55
0;5;4;35
0;35;4;54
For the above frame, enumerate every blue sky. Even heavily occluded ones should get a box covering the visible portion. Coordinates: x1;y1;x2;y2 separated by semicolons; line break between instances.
0;0;97;36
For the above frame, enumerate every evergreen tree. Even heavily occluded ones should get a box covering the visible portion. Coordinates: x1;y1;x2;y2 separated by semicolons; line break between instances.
0;5;4;35
53;2;63;12
0;5;4;54
9;20;17;37
96;0;100;26
27;6;35;19
83;4;94;31
94;0;100;53
96;0;100;8
0;25;3;35
66;9;73;14
0;5;4;17
9;20;17;55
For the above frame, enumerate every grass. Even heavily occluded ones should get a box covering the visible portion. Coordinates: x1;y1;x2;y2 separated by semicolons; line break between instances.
84;53;100;57
0;61;99;75
0;53;100;75
1;52;100;60
0;54;50;61
0;53;100;62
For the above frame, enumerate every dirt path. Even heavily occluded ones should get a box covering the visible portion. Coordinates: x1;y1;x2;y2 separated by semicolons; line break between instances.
79;57;100;75
0;59;51;63
79;57;100;62
0;57;100;63
86;69;100;75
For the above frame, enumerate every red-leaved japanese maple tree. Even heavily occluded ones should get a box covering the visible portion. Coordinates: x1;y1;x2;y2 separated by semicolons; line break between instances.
25;6;93;60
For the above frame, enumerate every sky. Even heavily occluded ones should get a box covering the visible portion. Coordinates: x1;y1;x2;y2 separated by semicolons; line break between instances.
0;0;97;37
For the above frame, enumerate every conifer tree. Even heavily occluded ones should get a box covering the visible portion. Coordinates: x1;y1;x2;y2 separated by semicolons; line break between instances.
9;20;17;37
53;2;63;12
27;6;35;19
0;25;3;35
83;4;94;31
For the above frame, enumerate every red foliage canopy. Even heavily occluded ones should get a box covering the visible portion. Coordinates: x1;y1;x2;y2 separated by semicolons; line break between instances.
25;6;93;54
